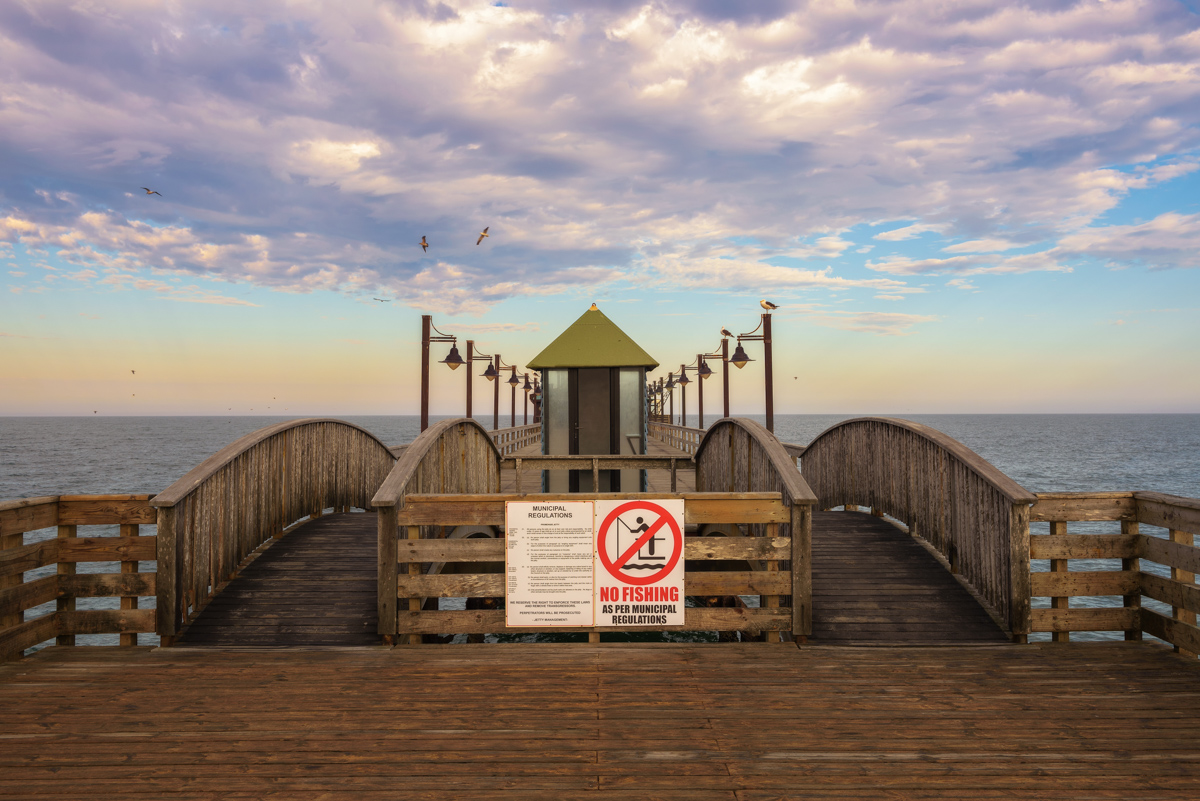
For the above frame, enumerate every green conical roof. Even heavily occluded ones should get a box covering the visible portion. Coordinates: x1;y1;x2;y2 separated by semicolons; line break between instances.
527;304;659;370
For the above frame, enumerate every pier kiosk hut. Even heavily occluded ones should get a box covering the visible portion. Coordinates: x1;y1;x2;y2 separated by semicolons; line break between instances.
528;304;658;492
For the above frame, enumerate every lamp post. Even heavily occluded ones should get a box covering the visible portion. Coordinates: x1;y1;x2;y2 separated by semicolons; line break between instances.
522;373;532;425
421;314;464;432
676;362;697;428
507;365;520;428
731;311;775;433
465;341;493;422
665;372;676;425
531;376;542;424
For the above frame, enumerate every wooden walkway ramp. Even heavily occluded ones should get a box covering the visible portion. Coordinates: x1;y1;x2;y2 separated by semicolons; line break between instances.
176;513;378;647
4;642;1200;799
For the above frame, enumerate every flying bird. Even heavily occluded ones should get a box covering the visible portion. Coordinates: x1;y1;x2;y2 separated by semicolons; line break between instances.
720;327;734;338
420;235;429;252
760;299;779;311
130;370;135;375
476;226;489;246
372;298;390;303
141;187;161;196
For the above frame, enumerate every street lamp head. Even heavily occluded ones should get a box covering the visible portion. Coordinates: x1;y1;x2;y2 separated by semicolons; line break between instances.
440;344;464;370
698;360;712;379
508;370;520;387
677;370;691;386
665;372;676;389
482;363;499;381
730;343;752;369
522;374;532;391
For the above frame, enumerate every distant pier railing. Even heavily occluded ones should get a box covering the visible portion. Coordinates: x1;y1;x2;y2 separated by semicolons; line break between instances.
490;423;542;456
1;495;156;661
798;417;1038;639
1030;491;1200;655
648;421;703;455
150;418;396;641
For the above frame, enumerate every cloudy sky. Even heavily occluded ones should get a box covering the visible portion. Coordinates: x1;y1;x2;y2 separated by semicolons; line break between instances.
2;0;1199;417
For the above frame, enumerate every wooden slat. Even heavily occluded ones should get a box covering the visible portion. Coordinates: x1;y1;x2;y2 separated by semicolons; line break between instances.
0;614;56;660
1139;533;1200;575
399;570;791;599
58;573;157;598
57;496;156;525
1140;608;1200;654
0;574;57;619
1030;492;1136;522
1030;607;1138;632
395;606;791;634
396;493;788;526
57;608;156;635
1030;570;1137;597
1140;572;1200;617
0;499;58;537
57;537;156;564
1136;492;1200;536
1029;534;1137;560
0;539;58;579
398;535;792;563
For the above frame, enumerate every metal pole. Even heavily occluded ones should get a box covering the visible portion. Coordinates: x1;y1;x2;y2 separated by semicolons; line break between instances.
510;367;517;428
524;385;529;425
466;339;474;420
680;364;687;429
697;353;704;430
669;382;674;426
493;355;500;431
722;337;730;419
763;313;774;433
420;315;431;432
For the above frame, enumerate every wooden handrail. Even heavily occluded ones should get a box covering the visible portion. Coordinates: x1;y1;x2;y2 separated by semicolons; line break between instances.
799;416;1036;638
489;423;542;456
1029;490;1200;654
150;418;396;639
371;418;503;641
693;418;817;638
502;454;696;493
648;421;704;455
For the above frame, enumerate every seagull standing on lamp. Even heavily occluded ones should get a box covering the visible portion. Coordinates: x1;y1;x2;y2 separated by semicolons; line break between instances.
421;314;463;432
731;301;778;433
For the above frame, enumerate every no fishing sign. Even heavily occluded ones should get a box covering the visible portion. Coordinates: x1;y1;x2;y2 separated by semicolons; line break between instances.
593;499;685;627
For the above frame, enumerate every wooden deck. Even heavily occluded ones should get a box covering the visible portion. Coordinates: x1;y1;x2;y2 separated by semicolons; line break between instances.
3;642;1200;799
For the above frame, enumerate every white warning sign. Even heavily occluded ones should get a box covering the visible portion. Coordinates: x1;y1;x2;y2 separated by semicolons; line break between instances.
593;499;685;627
505;501;595;627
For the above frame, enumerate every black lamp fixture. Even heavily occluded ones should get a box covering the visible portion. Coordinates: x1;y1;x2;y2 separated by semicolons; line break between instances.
677;370;691;386
665;372;676;389
730;342;752;369
482;362;499;381
697;358;712;379
522;374;532;391
508;369;521;387
440;344;464;370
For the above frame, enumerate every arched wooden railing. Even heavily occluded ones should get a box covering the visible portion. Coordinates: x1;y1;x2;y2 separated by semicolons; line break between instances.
694;418;819;637
151;419;396;640
799;417;1037;637
371;418;502;641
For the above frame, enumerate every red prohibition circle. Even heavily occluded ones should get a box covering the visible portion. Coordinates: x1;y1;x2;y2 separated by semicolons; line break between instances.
597;501;683;585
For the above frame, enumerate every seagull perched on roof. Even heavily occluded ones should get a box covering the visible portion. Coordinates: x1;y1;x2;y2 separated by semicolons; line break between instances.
720;327;734;338
141;187;161;196
476;226;489;246
760;299;779;311
420;235;428;252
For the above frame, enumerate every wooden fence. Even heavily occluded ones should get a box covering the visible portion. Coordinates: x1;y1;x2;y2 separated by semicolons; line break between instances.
150;418;395;641
798;417;1037;638
1030;491;1200;654
648;421;703;455
389;492;796;642
491;423;542;456
1;495;156;661
503;454;695;493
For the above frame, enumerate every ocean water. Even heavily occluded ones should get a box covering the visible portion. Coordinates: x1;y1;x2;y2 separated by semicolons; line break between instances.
2;413;1198;646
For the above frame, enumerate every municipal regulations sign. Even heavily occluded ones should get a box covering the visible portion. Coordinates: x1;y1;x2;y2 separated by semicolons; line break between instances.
505;501;595;627
593;499;685;627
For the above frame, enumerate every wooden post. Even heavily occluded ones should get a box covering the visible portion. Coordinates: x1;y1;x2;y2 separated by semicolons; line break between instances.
762;313;774;433
1170;528;1196;657
680;364;687;429
697;353;704;430
408;525;422;646
510;366;517;428
119;522;139;647
493;355;501;431
764;522;780;643
466;339;474;419
1121;519;1142;642
1009;502;1032;643
420;314;431;432
1050;520;1069;643
1;527;26;633
792;503;812;639
377;506;397;642
721;337;729;419
155;506;178;642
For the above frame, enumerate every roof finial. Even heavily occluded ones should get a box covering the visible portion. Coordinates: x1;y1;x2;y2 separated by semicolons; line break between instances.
589;303;599;311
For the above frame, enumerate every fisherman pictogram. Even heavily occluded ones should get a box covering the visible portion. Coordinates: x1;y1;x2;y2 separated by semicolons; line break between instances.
616;515;666;571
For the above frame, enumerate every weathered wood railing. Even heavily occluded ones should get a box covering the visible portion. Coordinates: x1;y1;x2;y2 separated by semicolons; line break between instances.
1030;491;1200;655
490;423;542;456
799;417;1037;639
151;418;395;641
391;491;795;642
372;418;503;641
1;495;156;661
649;421;703;455
503;455;696;493
694;418;818;638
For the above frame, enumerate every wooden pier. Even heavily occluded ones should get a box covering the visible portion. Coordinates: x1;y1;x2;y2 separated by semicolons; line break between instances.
4;414;1200;798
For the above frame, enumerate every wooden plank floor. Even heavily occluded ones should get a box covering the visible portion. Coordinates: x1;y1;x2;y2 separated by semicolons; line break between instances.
3;642;1200;799
811;511;1009;645
176;513;378;647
